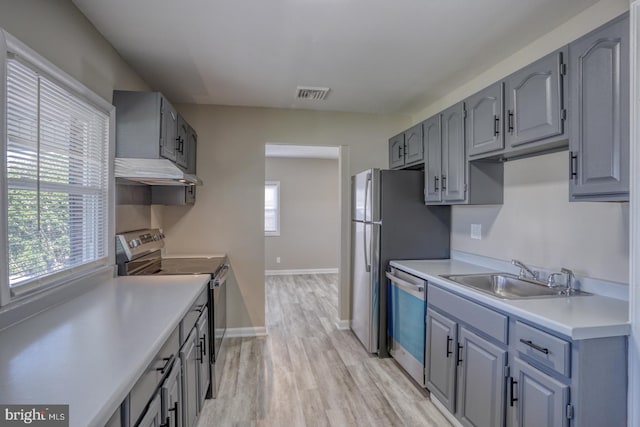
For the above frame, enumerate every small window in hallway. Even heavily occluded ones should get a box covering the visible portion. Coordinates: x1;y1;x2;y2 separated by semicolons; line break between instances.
265;181;280;236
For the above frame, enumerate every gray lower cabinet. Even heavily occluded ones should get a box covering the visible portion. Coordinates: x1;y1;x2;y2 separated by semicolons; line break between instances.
457;326;506;427
505;48;566;149
509;357;569;427
161;361;182;427
466;82;504;157
181;328;200;427
389;133;405;169
568;13;629;201
196;309;211;407
427;283;627;427
136;392;163;427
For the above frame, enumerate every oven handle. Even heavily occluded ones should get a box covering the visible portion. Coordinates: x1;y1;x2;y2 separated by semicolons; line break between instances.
386;271;425;293
213;265;230;287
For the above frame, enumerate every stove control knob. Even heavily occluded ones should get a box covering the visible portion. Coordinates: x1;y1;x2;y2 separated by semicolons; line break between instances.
129;239;141;248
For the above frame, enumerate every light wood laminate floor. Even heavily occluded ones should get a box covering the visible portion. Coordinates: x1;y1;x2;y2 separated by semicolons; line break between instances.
197;274;452;427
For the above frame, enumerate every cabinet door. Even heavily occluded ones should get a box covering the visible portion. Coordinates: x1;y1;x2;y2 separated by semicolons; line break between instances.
466;82;504;156
505;49;565;148
161;96;179;162
186;125;197;175
389;133;405;169
442;102;466;202
197;308;210;406
181;329;199;427
176;116;189;169
457;326;507;427
404;123;424;166
569;14;629;200
426;309;457;412
162;361;182;427
424;115;442;203
510;357;569;427
137;392;163;427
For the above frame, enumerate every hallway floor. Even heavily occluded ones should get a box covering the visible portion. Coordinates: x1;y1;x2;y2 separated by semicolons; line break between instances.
197;274;451;426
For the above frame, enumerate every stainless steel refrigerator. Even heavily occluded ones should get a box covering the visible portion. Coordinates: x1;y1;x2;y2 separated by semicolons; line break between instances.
351;168;450;356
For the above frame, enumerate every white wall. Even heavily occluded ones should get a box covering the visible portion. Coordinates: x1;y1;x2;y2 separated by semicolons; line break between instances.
452;151;629;283
410;0;630;285
265;157;339;272
161;105;408;328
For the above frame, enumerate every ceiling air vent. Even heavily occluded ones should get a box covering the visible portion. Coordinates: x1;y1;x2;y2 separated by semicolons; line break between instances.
296;86;330;101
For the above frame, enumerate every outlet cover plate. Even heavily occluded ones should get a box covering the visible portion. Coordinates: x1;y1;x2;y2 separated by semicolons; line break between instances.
471;224;482;240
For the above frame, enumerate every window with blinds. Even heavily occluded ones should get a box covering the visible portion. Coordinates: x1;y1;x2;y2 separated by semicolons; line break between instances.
5;57;110;294
265;181;280;236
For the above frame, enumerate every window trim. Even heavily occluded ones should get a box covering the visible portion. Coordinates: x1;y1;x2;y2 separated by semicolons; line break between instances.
265;180;280;237
0;28;115;307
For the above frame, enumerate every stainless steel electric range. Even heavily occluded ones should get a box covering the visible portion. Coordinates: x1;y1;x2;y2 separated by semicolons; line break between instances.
115;228;228;399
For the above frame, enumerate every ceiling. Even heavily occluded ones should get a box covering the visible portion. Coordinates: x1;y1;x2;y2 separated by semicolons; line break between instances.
265;144;339;159
73;0;598;114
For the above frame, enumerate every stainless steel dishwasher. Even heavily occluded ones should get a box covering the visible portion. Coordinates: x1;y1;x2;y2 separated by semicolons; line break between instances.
386;266;428;386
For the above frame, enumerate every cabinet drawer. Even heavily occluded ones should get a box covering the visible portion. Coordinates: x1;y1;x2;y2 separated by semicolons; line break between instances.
515;321;570;377
181;288;209;345
428;284;508;344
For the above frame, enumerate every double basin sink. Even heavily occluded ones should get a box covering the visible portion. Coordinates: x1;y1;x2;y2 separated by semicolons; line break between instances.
441;273;591;300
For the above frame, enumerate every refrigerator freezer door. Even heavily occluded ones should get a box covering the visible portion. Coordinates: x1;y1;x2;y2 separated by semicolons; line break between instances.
351;220;379;353
352;169;375;222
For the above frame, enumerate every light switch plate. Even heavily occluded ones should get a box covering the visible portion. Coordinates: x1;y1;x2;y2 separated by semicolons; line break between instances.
471;224;482;240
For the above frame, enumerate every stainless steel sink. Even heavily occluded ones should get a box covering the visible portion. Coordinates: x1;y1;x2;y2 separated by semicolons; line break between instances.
440;273;591;300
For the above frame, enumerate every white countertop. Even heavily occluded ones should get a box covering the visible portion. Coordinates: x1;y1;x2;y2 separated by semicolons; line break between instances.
390;259;630;340
0;274;210;427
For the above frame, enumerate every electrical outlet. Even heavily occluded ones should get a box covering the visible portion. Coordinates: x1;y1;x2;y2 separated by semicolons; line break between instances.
471;224;482;240
276;257;281;264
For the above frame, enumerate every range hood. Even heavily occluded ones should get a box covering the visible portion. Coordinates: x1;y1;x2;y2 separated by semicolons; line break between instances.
114;158;203;186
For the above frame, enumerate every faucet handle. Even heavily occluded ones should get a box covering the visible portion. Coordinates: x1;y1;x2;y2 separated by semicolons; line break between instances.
560;268;575;293
546;272;564;287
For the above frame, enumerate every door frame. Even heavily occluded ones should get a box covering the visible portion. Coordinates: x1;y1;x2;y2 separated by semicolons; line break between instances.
629;2;639;426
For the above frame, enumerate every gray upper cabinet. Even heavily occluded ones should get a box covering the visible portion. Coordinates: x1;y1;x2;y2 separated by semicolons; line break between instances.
426;309;457;412
186;124;198;175
510;357;569;427
389;124;424;169
424;115;443;203
389;133;405;169
176;116;189;169
466;82;504;157
456;326;507;427
404;124;424;166
441;102;466;203
161;97;179;163
568;13;629;202
505;48;566;148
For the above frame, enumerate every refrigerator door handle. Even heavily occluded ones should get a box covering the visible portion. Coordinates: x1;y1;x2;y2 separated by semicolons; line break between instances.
364;173;372;223
364;222;370;272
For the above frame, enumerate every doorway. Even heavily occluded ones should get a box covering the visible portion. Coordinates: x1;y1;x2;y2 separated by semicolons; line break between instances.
263;143;346;328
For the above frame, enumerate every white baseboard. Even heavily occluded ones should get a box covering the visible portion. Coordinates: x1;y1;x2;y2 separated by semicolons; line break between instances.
225;327;268;338
335;319;351;330
265;268;339;276
430;395;463;427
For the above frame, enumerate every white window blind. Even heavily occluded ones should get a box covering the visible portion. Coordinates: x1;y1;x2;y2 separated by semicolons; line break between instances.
6;57;110;293
265;181;280;236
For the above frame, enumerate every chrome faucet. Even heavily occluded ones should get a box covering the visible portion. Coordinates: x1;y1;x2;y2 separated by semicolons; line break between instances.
546;272;564;288
511;259;539;280
561;268;576;294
